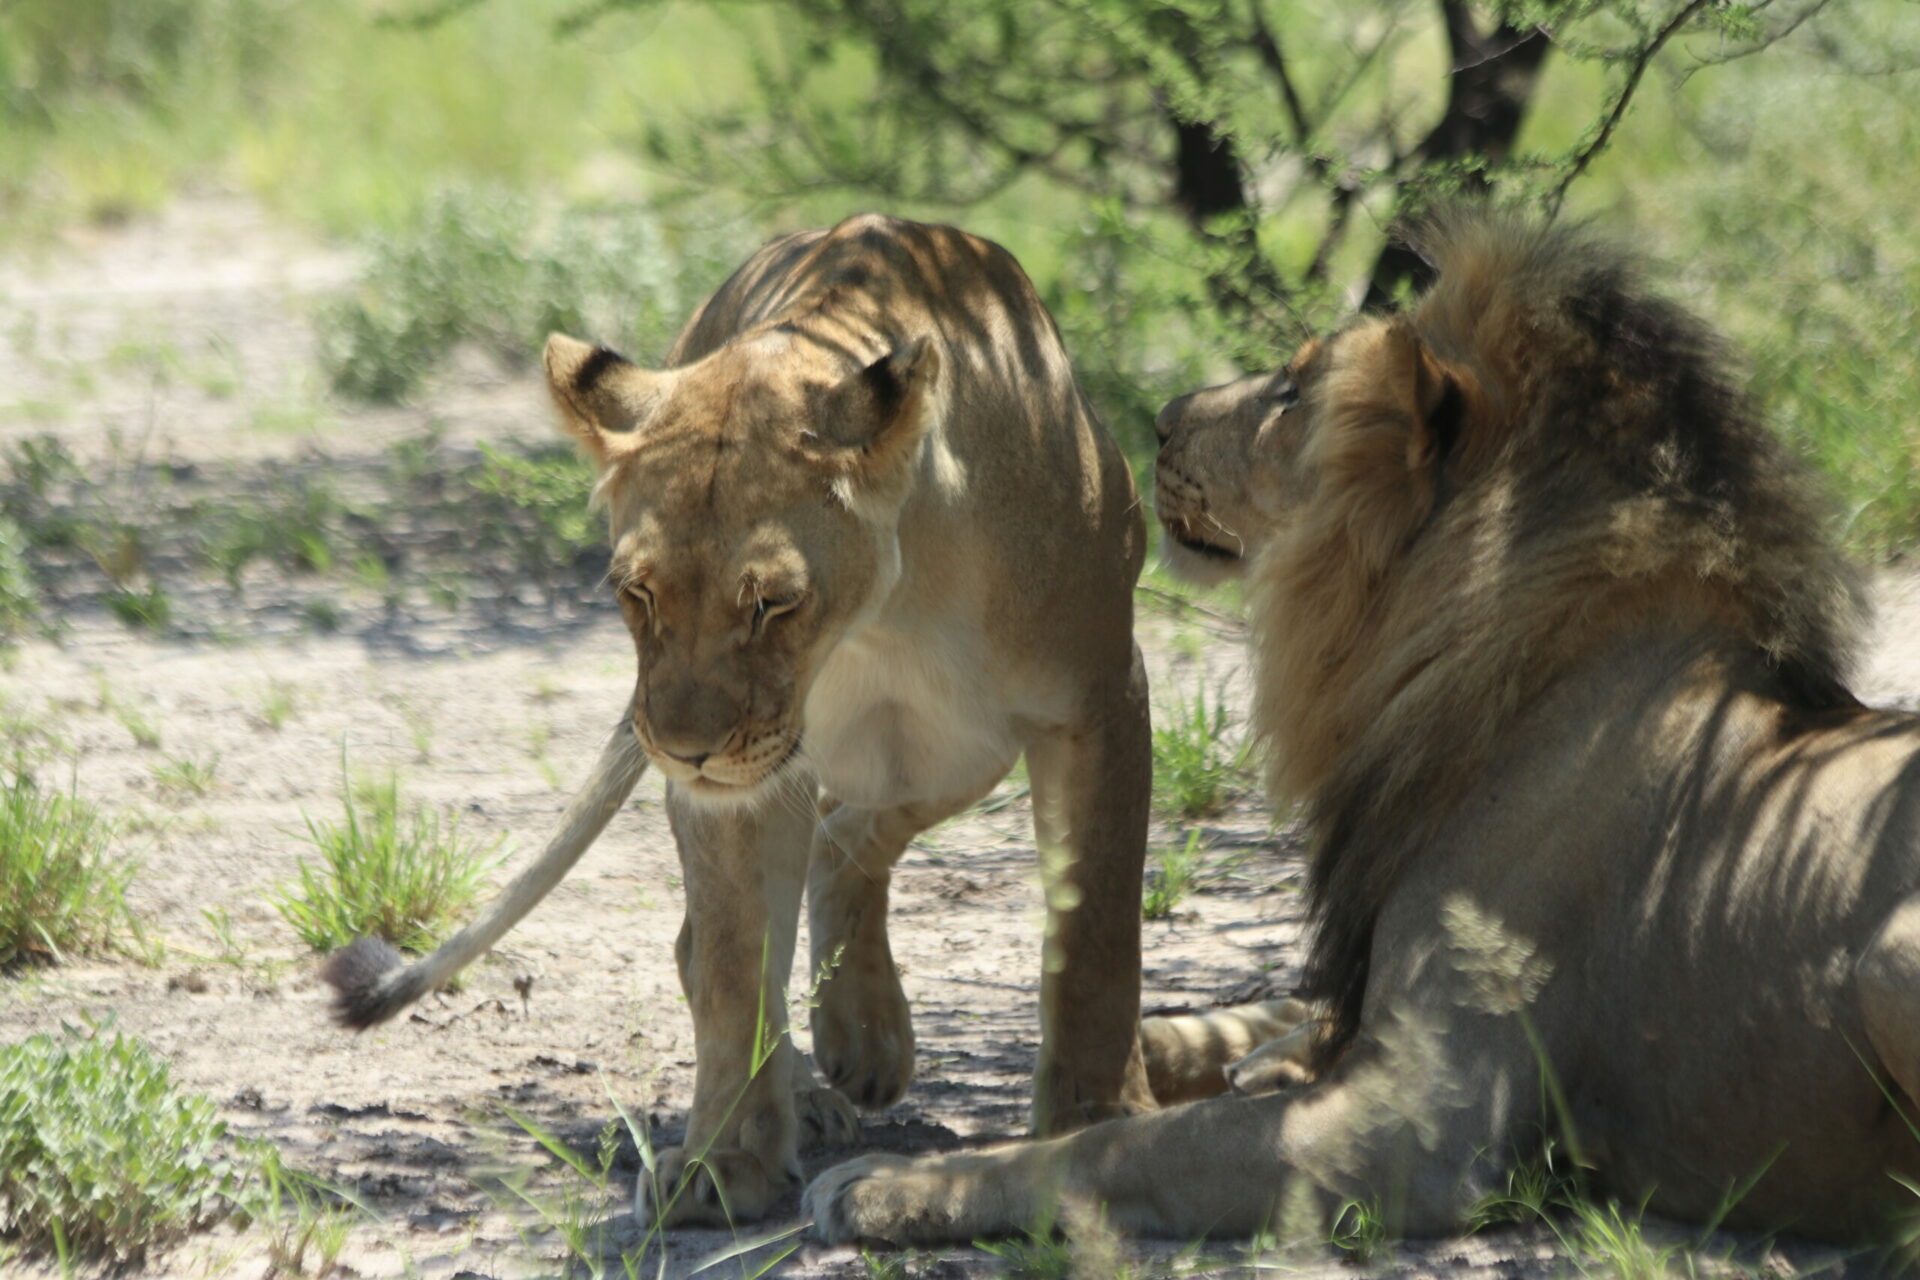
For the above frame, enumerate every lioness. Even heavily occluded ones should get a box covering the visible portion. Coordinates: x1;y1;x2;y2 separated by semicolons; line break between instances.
324;214;1163;1225
806;212;1920;1246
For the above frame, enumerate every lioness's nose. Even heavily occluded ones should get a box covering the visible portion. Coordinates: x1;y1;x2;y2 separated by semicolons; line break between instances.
645;679;738;764
1153;395;1190;445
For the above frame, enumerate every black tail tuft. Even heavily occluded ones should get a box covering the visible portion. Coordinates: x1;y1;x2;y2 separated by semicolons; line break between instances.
321;935;408;1029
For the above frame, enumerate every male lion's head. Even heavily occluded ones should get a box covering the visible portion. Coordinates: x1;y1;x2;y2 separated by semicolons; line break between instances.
544;329;940;807
1154;319;1474;588
1151;371;1277;583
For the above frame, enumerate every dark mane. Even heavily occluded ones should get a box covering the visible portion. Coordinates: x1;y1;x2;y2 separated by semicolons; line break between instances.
1261;211;1868;1067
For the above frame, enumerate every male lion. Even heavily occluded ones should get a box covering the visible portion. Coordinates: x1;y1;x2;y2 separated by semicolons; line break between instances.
806;213;1920;1247
323;214;1165;1226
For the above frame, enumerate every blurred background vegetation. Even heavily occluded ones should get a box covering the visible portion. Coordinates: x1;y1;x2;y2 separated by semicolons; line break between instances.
2;0;1918;549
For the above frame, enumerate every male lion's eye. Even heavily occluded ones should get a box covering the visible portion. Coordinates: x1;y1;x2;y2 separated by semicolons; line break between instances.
1266;381;1300;409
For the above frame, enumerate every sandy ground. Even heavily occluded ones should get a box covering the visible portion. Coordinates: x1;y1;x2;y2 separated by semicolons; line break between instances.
1;201;1915;1280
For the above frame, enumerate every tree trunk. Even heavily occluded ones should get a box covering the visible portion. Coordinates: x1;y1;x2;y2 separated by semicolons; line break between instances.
1362;1;1551;309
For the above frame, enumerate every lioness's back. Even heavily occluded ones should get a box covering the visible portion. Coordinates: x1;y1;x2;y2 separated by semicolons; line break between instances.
670;214;1145;657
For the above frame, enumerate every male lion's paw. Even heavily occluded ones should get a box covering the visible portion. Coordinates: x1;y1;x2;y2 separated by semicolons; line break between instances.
806;1150;1017;1245
812;965;915;1110
795;1085;860;1150
803;1153;929;1245
634;1145;790;1229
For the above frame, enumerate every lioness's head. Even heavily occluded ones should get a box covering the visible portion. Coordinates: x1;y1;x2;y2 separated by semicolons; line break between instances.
1154;320;1474;584
544;329;940;806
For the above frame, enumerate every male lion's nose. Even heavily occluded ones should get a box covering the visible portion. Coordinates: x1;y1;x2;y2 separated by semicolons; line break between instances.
1153;395;1190;445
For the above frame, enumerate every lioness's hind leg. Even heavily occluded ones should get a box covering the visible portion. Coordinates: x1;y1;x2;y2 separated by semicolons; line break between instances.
1141;997;1318;1103
808;795;979;1111
1857;894;1920;1106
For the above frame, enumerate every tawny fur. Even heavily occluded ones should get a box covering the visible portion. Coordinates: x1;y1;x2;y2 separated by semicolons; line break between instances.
798;211;1920;1248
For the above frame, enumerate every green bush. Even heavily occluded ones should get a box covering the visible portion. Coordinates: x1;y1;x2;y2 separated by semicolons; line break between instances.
316;186;742;404
471;440;601;582
0;1022;263;1263
0;516;40;641
273;765;503;953
0;765;134;967
201;474;347;588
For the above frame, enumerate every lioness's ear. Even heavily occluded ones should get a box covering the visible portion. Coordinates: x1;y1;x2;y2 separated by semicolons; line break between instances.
815;337;941;505
543;333;667;466
1387;320;1473;473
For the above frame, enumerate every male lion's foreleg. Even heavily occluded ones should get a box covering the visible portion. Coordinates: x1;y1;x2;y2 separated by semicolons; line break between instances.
1857;894;1920;1107
1142;998;1319;1102
639;783;816;1229
808;794;982;1110
807;1035;1514;1246
1023;644;1157;1134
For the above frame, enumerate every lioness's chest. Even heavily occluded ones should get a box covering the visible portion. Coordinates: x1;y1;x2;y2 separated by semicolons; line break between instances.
803;625;1019;810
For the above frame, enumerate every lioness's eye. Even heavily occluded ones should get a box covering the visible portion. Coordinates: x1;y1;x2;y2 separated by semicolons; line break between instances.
620;582;655;614
1266;381;1300;409
750;595;800;637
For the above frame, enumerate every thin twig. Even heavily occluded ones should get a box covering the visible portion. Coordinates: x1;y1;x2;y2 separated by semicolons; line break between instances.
1135;584;1247;634
1676;0;1833;83
1544;0;1714;216
1449;24;1551;74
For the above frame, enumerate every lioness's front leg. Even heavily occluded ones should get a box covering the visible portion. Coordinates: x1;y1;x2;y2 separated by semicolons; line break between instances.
641;781;817;1228
808;794;984;1110
808;1025;1525;1244
1024;644;1158;1133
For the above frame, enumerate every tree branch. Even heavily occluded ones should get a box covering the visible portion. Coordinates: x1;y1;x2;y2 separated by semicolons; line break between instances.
1247;2;1315;147
1544;0;1714;216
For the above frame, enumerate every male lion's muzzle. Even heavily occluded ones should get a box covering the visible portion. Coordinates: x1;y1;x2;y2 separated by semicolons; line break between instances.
1152;393;1248;567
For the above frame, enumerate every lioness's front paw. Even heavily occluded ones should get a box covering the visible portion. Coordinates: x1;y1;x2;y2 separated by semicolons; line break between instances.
634;1145;791;1228
812;966;915;1110
795;1084;860;1149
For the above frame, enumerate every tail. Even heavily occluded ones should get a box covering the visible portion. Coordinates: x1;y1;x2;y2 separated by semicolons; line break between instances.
321;714;649;1028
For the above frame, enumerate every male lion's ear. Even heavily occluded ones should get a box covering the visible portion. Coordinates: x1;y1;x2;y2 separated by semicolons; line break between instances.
815;337;942;506
1387;320;1474;473
543;333;667;466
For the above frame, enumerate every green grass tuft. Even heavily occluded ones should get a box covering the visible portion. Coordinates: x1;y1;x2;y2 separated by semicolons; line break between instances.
1151;682;1250;820
0;765;135;967
1328;1197;1389;1264
0;1020;269;1264
105;584;171;631
1142;831;1203;922
273;761;504;953
153;751;219;802
975;1228;1075;1280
